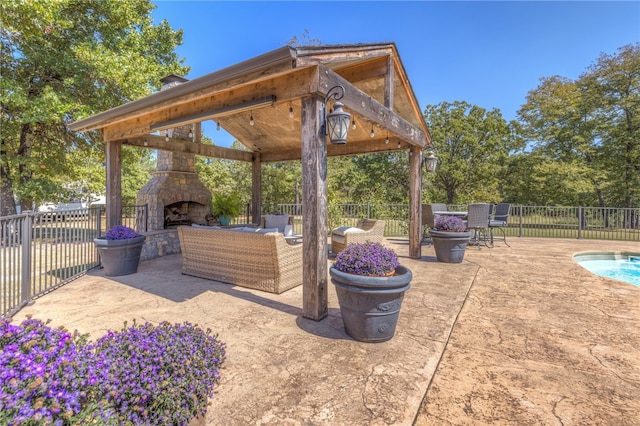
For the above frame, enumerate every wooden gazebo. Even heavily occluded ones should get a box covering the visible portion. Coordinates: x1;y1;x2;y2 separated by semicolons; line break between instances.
69;42;432;321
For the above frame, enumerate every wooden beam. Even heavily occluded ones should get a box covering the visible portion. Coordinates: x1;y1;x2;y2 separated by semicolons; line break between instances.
295;46;393;67
123;135;253;162
102;67;318;142
301;95;328;321
409;145;423;259
317;65;427;148
105;140;122;230
260;139;409;162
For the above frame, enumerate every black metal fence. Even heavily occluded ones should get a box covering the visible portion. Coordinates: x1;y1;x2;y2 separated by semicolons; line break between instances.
0;205;147;318
2;203;638;317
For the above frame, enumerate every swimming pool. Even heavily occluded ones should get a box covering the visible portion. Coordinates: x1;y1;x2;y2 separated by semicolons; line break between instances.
574;252;640;287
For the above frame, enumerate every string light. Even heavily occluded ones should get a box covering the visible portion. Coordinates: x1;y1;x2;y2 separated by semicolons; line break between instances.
249;113;254;126
289;103;294;118
216;122;221;131
370;127;375;138
165;130;169;142
385;136;389;144
351;119;356;130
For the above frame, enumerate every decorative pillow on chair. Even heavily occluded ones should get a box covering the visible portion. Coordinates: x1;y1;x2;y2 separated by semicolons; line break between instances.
331;227;365;244
265;214;290;233
332;226;366;237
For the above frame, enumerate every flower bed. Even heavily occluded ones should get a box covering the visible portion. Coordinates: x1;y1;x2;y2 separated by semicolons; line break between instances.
0;318;226;425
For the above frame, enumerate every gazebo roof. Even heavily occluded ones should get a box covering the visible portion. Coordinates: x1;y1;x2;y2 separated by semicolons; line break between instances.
70;42;431;161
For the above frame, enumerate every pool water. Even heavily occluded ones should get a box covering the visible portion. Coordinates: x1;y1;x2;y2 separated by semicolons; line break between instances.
574;253;640;287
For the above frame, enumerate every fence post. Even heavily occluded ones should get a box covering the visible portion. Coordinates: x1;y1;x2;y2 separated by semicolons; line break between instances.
518;205;523;237
21;215;33;305
577;206;582;239
96;208;102;238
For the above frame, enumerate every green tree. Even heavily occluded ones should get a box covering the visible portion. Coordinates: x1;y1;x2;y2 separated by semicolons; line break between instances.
0;0;188;215
424;101;523;204
583;43;640;209
518;43;639;208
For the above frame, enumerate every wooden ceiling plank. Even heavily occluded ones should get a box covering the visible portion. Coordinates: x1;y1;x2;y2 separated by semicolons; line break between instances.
102;67;318;142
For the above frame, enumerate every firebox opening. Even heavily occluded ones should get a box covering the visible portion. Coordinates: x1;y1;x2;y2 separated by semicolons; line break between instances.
164;201;207;229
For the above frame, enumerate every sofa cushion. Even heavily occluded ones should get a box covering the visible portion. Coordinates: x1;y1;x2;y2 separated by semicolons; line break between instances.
230;226;260;232
255;227;279;234
265;214;290;232
191;223;221;229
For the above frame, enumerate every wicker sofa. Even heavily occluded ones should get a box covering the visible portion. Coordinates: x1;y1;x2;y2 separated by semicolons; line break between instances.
177;225;303;294
330;219;386;254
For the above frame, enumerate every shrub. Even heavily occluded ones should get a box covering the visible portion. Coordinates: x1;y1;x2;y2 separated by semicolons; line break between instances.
87;320;226;425
334;241;399;276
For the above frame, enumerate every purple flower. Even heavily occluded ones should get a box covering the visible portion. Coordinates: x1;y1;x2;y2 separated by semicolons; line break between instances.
434;216;467;232
0;318;226;424
0;318;107;424
104;225;140;240
334;241;399;276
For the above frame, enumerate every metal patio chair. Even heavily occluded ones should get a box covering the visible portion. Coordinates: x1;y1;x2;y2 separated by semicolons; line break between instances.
466;203;491;248
489;202;511;247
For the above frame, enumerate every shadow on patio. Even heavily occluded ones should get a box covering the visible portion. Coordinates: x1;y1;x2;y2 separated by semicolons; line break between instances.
13;237;640;425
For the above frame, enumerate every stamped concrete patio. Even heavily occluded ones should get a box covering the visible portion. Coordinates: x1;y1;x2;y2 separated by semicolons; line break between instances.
12;237;640;425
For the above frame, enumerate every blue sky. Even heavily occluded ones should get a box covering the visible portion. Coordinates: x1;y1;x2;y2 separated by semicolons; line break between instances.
151;1;639;147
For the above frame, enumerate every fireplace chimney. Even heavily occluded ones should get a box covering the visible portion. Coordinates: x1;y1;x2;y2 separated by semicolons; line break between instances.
136;75;212;231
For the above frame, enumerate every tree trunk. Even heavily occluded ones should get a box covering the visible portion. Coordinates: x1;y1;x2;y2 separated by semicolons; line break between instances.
17;124;35;212
0;167;17;217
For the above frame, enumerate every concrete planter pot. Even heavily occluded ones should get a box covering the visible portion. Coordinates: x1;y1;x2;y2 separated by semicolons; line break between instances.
329;265;412;343
94;235;146;276
429;230;472;263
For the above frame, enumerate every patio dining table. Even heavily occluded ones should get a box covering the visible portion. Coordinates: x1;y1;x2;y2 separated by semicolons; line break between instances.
433;211;468;218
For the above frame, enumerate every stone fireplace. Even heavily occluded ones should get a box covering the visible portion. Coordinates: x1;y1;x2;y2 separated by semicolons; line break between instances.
136;75;212;231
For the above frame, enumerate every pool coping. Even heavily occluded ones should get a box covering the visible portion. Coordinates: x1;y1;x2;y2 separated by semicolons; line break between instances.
573;251;640;261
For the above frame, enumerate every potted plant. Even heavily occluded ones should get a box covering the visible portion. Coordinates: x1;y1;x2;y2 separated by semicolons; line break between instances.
329;241;412;342
94;225;146;276
211;192;241;226
0;318;226;425
429;216;472;263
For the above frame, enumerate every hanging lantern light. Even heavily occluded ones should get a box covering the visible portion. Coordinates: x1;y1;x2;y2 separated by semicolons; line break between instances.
322;86;351;145
424;150;439;173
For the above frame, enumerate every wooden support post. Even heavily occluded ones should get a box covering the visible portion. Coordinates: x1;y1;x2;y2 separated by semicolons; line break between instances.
409;145;422;258
252;153;262;224
105;140;122;230
301;95;328;321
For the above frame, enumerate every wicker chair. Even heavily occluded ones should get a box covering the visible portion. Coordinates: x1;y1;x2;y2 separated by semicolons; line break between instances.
178;226;302;294
259;214;294;233
330;219;386;254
